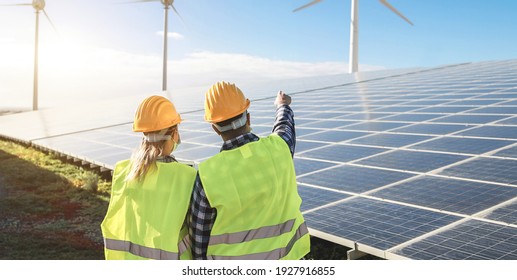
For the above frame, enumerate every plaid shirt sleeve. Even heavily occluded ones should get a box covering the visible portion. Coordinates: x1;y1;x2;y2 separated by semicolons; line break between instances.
272;104;296;157
189;173;216;260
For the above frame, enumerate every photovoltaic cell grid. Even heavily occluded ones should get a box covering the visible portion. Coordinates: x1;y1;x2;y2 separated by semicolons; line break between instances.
391;219;517;260
2;59;517;259
304;197;462;251
281;59;517;259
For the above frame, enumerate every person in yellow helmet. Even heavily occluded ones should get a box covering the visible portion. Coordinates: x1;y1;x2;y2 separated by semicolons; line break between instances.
101;95;196;260
189;81;310;260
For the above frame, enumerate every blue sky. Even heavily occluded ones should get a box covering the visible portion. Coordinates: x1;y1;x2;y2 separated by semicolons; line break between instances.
1;0;517;109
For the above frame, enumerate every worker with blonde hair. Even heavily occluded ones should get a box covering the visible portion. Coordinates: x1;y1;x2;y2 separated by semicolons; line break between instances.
190;81;310;260
101;95;196;260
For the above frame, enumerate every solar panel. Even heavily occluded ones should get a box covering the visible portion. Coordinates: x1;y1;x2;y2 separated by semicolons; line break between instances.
391;123;475;135
370;176;517;215
337;112;391;121
480;200;517;225
391;219;517;260
299;130;369;142
469;106;517;115
439;158;517;185
3;59;517;259
342;121;408;132
355;150;469;172
497;116;517;125
429;114;508;124
494;146;517;159
444;99;502;106
304;197;461;251
380;113;445;122
301;120;356;129
293;140;327;153
297;144;388;163
298;185;350;213
348;133;432;148
410;137;514;155
298;165;413;193
456;126;517;139
293;158;336;176
417;106;476;113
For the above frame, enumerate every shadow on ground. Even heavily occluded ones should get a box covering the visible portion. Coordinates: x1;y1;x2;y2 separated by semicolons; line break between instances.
0;149;108;260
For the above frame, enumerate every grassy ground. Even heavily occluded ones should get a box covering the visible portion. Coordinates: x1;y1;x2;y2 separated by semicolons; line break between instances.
0;138;377;260
0;139;110;259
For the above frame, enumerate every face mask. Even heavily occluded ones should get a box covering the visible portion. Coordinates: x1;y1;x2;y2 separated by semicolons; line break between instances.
171;137;181;152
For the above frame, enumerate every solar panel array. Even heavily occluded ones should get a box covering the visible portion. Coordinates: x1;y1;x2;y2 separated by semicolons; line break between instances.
1;59;517;259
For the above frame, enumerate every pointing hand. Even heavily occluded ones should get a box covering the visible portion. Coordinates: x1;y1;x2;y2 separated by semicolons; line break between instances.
274;91;292;108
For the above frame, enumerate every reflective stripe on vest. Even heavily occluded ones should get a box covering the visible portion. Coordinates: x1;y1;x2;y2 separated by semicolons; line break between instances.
199;134;311;260
207;222;309;260
178;233;192;255
209;219;295;246
104;234;191;260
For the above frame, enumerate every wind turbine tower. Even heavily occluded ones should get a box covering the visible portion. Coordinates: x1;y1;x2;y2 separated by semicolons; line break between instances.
123;0;184;92
1;0;57;110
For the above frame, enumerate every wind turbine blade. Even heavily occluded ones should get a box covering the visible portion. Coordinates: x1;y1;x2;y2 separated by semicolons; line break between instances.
42;9;59;35
171;4;187;28
379;0;413;25
292;0;323;13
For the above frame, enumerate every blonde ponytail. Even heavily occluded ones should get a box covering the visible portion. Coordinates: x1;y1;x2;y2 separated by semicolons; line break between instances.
126;139;164;182
126;126;177;181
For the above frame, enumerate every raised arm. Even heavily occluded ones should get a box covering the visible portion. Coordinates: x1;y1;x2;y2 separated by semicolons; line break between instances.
272;91;295;157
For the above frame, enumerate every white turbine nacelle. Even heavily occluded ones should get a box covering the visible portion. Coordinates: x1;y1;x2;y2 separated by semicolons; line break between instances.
160;0;174;7
32;0;45;11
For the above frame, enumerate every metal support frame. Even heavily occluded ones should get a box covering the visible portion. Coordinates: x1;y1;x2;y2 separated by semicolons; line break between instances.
347;243;367;260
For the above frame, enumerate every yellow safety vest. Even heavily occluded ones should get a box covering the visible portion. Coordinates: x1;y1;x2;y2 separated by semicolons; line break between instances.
101;160;196;260
198;134;310;260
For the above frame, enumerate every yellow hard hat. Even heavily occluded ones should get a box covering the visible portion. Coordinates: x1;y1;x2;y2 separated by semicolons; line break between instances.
204;81;250;123
133;95;182;132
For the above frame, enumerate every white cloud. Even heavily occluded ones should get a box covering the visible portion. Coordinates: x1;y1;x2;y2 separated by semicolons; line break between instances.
169;51;385;87
170;32;184;40
156;31;184;40
0;37;15;43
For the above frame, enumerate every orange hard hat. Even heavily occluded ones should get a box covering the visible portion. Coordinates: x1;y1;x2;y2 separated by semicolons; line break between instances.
204;81;250;123
133;95;182;132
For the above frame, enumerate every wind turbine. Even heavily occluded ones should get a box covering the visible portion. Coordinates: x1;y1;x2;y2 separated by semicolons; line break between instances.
122;0;184;92
1;0;57;110
293;0;413;73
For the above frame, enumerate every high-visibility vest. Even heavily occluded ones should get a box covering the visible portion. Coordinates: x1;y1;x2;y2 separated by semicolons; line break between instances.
101;160;196;260
198;134;310;260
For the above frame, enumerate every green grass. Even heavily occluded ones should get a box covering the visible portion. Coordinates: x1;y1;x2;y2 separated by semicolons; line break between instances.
0;139;110;259
0;139;377;260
